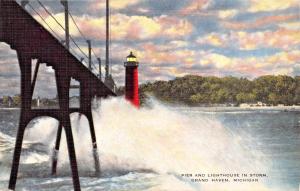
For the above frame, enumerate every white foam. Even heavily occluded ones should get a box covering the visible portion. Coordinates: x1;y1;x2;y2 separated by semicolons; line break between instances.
23;97;272;191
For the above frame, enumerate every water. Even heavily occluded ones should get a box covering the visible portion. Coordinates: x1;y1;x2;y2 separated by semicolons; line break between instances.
0;98;299;191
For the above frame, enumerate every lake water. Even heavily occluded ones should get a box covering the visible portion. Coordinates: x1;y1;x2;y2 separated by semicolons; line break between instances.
0;98;299;191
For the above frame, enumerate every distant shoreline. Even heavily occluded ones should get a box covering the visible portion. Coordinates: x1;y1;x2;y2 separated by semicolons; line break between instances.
1;105;300;112
238;105;300;110
0;107;20;110
196;106;300;111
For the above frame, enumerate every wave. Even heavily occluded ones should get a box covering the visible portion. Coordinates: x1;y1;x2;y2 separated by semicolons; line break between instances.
0;97;274;190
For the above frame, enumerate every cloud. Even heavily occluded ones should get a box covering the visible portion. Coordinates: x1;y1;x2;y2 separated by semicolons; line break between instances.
279;21;300;30
248;0;299;12
33;13;75;39
117;42;297;80
197;27;300;50
89;0;140;11
265;50;300;65
197;33;226;47
259;51;300;76
197;50;300;77
238;29;300;50
33;11;193;42
142;66;190;80
179;0;212;15
166;40;189;49
77;14;193;41
236;28;300;50
217;9;238;19
201;53;233;69
138;42;196;66
223;14;299;30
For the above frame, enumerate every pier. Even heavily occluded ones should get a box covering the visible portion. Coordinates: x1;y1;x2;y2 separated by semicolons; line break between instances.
0;0;116;190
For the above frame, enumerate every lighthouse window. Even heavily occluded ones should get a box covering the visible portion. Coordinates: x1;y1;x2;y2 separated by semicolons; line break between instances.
127;57;137;62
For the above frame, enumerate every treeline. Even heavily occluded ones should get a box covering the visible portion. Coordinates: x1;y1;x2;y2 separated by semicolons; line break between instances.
0;95;21;107
133;75;300;106
0;95;51;107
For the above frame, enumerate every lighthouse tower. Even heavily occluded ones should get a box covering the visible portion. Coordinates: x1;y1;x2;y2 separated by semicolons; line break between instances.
124;52;140;107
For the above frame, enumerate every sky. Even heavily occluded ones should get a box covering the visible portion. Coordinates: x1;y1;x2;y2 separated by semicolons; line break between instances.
0;0;299;97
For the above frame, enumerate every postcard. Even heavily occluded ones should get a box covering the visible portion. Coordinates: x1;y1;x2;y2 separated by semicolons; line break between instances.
0;0;299;191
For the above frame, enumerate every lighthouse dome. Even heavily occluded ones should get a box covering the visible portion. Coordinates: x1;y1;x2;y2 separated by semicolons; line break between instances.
126;51;137;62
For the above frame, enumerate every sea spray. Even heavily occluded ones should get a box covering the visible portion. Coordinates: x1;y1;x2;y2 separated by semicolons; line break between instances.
12;97;273;190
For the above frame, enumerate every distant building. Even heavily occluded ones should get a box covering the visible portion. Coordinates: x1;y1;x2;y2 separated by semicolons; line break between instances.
257;102;267;106
240;102;267;108
240;103;251;108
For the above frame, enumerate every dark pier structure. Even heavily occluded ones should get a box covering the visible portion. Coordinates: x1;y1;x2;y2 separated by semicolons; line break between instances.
0;0;115;190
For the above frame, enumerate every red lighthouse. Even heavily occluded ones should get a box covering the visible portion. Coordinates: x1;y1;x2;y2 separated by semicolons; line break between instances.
124;52;140;107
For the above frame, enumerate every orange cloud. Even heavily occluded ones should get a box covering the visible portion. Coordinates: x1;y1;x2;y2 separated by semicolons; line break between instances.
76;14;193;41
279;21;300;30
199;53;236;69
236;28;300;50
218;9;238;19
35;12;193;41
131;43;299;77
198;27;300;50
197;33;226;47
249;0;299;12
198;50;300;76
180;0;211;15
266;50;300;65
223;14;299;30
140;43;196;65
89;0;140;11
140;40;188;52
33;12;79;39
